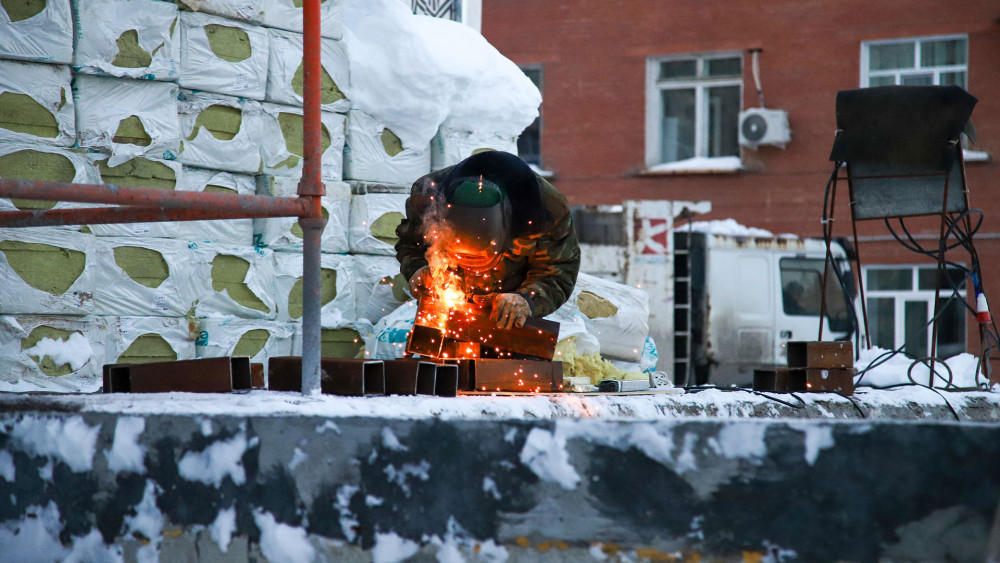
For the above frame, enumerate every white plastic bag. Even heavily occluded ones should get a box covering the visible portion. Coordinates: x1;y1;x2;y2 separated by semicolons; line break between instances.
73;75;180;166
195;317;294;376
73;0;180;80
0;315;107;392
190;242;278;320
253;176;350;253
104;316;196;364
0;228;96;315
0;61;75;146
93;237;202;316
552;272;651;362
430;127;517;170
259;103;346;178
272;252;356;327
177;89;264;174
177;167;255;245
348;191;408;256
266;29;350;113
178;11;269;100
0;0;73;63
343;109;430;186
257;0;342;39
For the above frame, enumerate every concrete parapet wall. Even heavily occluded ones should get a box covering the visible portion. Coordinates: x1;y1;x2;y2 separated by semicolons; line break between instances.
1;408;999;561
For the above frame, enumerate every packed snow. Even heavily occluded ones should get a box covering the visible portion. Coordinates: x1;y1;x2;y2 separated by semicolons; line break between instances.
177;429;248;486
106;417;146;474
342;0;539;151
8;416;100;473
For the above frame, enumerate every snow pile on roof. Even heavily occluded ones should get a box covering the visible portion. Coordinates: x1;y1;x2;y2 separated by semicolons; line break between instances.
342;0;540;150
674;218;777;238
855;346;986;389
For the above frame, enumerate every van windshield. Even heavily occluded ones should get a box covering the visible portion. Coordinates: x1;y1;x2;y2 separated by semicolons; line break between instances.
779;257;853;333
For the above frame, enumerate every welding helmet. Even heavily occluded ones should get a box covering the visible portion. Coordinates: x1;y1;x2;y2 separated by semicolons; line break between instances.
443;176;511;272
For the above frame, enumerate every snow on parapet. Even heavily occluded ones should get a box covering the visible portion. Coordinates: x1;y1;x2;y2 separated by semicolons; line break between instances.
106;417;146;474
178;431;248;487
342;0;540;151
10;416;100;473
518;427;581;490
254;510;316;563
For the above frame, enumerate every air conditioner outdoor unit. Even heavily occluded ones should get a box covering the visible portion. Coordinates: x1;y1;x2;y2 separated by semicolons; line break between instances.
738;108;791;149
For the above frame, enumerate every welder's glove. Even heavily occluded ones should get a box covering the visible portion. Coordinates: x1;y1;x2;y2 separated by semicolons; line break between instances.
408;266;430;298
491;293;531;330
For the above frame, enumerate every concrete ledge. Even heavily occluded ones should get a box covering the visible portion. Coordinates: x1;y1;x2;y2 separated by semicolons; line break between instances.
2;406;999;561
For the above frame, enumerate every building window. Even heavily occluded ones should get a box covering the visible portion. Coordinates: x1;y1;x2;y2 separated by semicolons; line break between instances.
517;65;542;168
863;265;967;359
779;257;853;333
861;35;967;88
645;53;742;168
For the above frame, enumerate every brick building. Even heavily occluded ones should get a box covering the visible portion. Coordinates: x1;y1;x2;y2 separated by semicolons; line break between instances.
482;1;1000;364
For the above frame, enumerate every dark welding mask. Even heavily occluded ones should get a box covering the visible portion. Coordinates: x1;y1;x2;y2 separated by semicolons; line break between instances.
443;176;511;272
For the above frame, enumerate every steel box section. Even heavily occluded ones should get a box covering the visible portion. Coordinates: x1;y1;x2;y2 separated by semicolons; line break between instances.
458;359;564;393
383;359;435;396
268;356;382;396
102;357;252;393
787;341;853;369
805;368;856;395
434;364;459;397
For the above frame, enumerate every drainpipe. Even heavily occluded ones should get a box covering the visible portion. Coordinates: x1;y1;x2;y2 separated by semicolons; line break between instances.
298;0;327;395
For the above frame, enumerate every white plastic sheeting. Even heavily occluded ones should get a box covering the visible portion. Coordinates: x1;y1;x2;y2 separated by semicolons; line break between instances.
265;29;350;113
0;315;107;393
553;272;651;362
72;0;181;80
73;75;180;166
343;109;430;185
0;228;96;315
352;255;410;324
177;90;264;174
0;61;75;146
85;156;185;238
178;11;269;100
104;316;197;364
0;0;73;63
258;0;343;39
253;176;350;253
348;191;408;256
430;127;517;170
195;318;294;373
190;243;278;320
259;103;346;178
92;238;202;317
177;167;255;245
272;252;356;326
175;0;265;22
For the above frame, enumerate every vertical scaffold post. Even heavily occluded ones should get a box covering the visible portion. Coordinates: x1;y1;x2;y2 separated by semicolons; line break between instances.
298;0;327;395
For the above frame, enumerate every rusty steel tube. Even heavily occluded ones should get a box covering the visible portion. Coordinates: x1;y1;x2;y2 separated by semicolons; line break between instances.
0;178;309;215
0;205;302;228
298;0;326;395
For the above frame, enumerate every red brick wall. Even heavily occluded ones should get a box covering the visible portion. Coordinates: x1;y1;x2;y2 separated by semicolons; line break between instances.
483;0;1000;362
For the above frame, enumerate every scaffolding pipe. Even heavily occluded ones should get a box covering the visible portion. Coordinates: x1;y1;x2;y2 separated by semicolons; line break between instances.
298;0;327;396
0;178;309;216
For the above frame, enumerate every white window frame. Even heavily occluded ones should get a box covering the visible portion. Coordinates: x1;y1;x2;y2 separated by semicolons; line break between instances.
862;264;967;358
860;34;968;88
645;52;743;169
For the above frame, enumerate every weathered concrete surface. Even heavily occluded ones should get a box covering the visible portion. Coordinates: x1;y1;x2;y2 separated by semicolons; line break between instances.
1;398;1000;561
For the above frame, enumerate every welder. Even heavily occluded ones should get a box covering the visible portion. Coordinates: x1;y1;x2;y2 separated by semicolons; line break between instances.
395;150;580;331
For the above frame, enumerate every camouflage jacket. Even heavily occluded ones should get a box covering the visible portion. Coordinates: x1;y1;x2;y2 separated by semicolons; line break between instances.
395;165;580;317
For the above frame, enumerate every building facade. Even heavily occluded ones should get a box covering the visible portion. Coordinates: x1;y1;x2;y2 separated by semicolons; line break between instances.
483;0;999;367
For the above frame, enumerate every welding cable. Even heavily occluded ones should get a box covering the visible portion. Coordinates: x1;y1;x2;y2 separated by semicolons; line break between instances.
842;394;869;419
925;386;964;422
907;356;955;389
751;390;806;410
